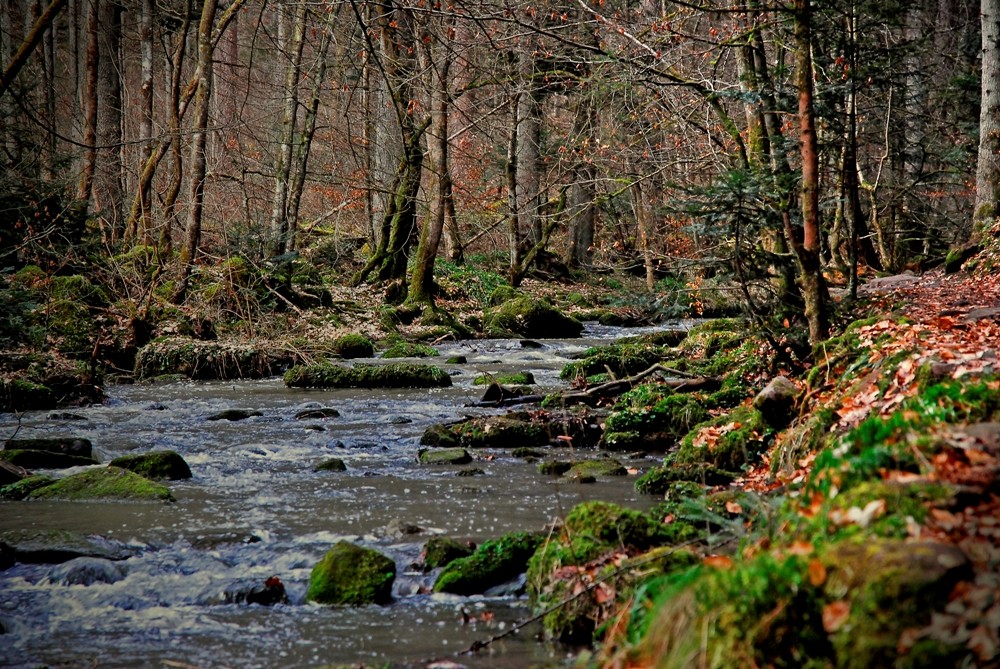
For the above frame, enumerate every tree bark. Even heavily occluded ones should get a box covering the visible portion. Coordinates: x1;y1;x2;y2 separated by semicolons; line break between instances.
975;0;1000;236
75;0;98;205
94;0;123;241
172;0;218;304
0;0;65;99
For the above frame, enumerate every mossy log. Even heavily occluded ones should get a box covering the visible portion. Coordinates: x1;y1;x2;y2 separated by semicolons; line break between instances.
554;364;721;407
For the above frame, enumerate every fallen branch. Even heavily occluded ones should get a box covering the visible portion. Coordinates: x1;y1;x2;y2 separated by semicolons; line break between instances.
556;364;721;406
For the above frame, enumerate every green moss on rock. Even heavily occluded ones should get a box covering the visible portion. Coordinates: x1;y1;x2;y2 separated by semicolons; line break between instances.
306;541;396;606
473;371;535;386
433;531;542;595
108;450;192;480
0;449;98;469
423;537;474;569
329;334;375;359
484;296;583;338
284;362;452;389
673;405;770;471
635;462;739;494
560;343;665;381
25;466;174;502
420;416;547;449
418;448;473;465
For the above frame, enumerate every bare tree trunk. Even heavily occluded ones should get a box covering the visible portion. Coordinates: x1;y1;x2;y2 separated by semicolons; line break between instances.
94;0;123;241
515;48;543;251
0;0;65;99
129;0;155;244
267;0;308;258
75;0;98;205
172;0;218;304
632;179;656;293
506;94;522;283
975;0;1000;236
566;94;596;268
159;9;190;255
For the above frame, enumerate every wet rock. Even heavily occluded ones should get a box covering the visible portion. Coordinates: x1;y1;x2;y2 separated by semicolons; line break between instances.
4;437;93;459
206;409;263;421
189;531;262;550
0;529;136;564
314;457;347;472
388;416;412;424
538;460;573;476
473;371;535;386
484;296;584;339
418;448;473;466
307;541;396;606
422;537;474;569
512;447;545;459
635;462;739;494
48;412;87;421
47;557;127;586
456;467;486;477
295;407;341;420
224;576;289;606
329;333;375;359
145;402;168;410
0;542;13;570
381;519;424;539
752;376;800;429
284;362;452;389
23;466;174;502
433;531;542;596
108;450;192;480
445;355;467;364
564;459;628;479
0;449;98;470
420;415;548;450
520;339;544;349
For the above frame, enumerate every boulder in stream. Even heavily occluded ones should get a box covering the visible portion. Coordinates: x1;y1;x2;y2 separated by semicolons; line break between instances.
109;450;192;480
418;448;472;465
422;537;474;569
381;341;439;358
46;557;128;586
295;407;341;420
433;531;542;596
328;333;375;359
0;449;98;469
21;466;174;502
206;409;262;421
0;529;137;565
284;362;452;389
420;415;548;450
306;541;396;606
314;457;347;472
483;296;584;339
224;576;289;606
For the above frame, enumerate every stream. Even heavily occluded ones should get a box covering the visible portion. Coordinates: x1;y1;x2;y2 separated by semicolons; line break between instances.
0;324;679;669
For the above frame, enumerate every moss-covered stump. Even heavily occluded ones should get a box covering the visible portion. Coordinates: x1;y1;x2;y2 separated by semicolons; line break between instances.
527;501;699;643
484;297;584;339
381;341;439;358
422;537;474;569
329;334;375;359
420;415;548;449
135;338;300;381
306;541;396;606
284;362;452;389
314;457;347;472
108;450;192;480
632;539;973;669
433;531;542;595
0;529;136;564
635;462;739;494
21;466;174;502
418;448;473;465
473;371;535;386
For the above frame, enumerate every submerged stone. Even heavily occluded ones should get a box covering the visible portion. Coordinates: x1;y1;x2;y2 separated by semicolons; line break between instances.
4;437;93;458
47;557;127;586
306;541;396;606
108;450;192;480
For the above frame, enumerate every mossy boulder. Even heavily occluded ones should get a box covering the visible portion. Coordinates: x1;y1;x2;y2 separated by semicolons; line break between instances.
420;415;548;449
635;462;739;494
136;338;298;381
329;334;375;359
560;342;666;381
108;450;192;480
672;405;770;471
418;448;473;465
473;371;535;386
306;541;396;606
527;501;698;642
0;449;98;469
602;385;710;451
484;297;583;339
22;466;173;502
0;353;104;411
564;458;628;479
752;376;800;428
0;474;55;500
284;362;452;389
422;537;474;569
433;531;542;595
381;341;439;358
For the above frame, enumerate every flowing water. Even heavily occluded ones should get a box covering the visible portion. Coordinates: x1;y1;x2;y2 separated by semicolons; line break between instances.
0;325;679;669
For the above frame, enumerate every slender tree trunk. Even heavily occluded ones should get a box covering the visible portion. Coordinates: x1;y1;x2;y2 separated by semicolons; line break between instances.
791;0;829;345
507;94;522;284
975;0;1000;236
267;0;308;258
567;92;596;268
94;0;123;241
0;0;66;99
76;0;98;205
632;179;656;293
159;3;191;254
172;0;218;304
515;49;543;251
130;0;155;244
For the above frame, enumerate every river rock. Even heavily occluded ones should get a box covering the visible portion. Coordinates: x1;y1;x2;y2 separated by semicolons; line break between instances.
420;415;548;450
564;459;628;479
48;412;87;421
752;376;800;428
306;541;396;606
422;537;474;569
23;466;174;502
295;407;341;420
4;437;93;458
473;371;535;386
634;462;739;494
381;341;439;358
0;542;13;570
329;333;375;359
433;531;542;596
47;557;128;586
108;450;192;480
0;449;98;469
224;576;289;606
284;362;452;389
484;296;583;339
314;457;347;472
418;448;472;465
206;409;263;421
0;529;136;564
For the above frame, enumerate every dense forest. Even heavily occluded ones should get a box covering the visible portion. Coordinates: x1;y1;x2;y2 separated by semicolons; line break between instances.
3;1;1000;668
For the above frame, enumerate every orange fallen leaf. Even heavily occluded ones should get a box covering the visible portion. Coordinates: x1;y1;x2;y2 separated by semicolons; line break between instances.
703;555;734;570
787;540;814;556
823;601;851;633
808;558;827;587
725;500;743;514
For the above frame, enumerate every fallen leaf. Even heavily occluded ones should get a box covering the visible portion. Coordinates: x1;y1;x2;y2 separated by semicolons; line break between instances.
725;500;743;514
787;540;814;556
808;558;827;587
823;601;851;633
703;555;733;570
